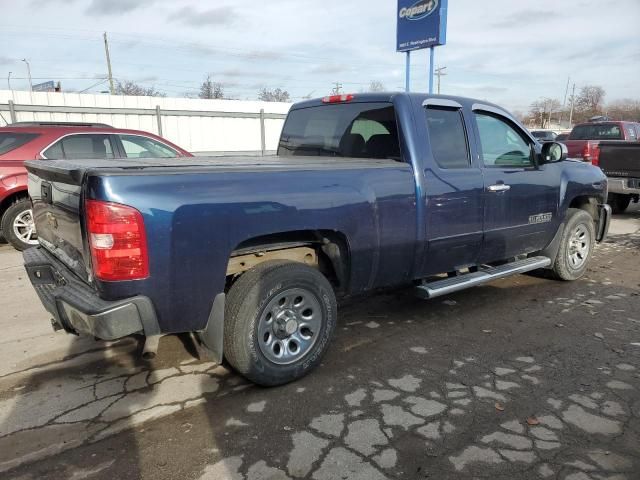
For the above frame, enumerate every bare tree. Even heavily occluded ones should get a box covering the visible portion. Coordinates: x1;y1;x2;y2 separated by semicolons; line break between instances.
115;80;165;97
606;98;640;121
368;80;385;92
566;85;607;123
575;85;605;115
199;75;225;99
258;87;290;102
529;97;562;128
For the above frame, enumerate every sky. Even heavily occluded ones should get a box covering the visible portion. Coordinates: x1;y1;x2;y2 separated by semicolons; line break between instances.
0;0;638;112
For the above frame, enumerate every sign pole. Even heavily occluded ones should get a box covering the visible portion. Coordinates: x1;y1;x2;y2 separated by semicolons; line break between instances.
428;47;435;94
405;51;411;92
397;0;446;93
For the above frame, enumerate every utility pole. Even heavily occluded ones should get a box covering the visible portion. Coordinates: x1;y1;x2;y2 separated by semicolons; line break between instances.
103;32;115;95
21;59;32;92
434;66;447;94
331;82;342;95
559;76;570;126
568;83;576;126
7;71;11;90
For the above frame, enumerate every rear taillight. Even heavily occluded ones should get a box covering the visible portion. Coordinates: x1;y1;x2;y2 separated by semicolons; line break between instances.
322;94;354;103
591;145;600;166
85;200;149;281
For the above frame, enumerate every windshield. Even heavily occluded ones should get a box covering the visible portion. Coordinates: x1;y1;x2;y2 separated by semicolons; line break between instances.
278;102;401;160
531;131;556;140
0;132;39;155
569;124;623;140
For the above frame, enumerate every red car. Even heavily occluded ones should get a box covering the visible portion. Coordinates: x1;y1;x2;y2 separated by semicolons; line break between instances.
0;122;192;250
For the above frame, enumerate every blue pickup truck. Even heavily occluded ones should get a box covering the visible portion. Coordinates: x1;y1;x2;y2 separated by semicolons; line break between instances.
23;93;611;385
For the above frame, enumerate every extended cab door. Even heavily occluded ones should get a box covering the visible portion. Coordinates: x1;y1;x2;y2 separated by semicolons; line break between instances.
418;99;484;276
471;105;559;262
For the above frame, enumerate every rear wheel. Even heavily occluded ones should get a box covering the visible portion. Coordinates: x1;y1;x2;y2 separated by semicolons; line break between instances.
1;199;38;251
223;260;337;386
608;193;631;214
552;208;595;281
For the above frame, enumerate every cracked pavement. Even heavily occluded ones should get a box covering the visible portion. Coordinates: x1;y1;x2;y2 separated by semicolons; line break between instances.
0;205;639;479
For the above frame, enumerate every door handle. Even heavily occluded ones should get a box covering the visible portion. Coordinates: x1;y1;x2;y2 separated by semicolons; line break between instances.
487;184;511;192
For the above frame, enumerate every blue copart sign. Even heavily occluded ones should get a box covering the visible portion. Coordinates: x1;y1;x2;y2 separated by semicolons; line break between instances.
396;0;448;52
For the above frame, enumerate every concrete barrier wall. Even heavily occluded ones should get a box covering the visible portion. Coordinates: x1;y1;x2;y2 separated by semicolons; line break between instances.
0;90;292;154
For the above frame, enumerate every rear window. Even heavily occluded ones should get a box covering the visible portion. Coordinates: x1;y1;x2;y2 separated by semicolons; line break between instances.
43;134;115;160
278;103;401;160
569;124;623;140
0;132;39;155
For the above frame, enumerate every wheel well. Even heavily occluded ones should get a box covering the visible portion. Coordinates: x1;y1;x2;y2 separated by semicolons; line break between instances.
0;191;29;226
227;230;350;292
568;196;598;222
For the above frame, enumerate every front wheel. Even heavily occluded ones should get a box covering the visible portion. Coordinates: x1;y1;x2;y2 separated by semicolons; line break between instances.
1;199;38;251
223;260;337;386
552;208;595;281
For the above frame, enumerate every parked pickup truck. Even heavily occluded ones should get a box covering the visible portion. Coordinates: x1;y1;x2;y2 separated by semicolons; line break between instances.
23;93;611;386
563;120;640;165
598;141;640;213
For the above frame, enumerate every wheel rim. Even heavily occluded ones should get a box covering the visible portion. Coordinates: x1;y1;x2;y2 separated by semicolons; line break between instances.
257;287;323;365
12;209;38;245
568;223;590;269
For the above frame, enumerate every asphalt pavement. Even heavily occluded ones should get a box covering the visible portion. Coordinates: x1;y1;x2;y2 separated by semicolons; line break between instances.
1;204;639;480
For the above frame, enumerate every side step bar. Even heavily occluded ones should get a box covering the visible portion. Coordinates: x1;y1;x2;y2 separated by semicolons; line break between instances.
415;256;552;299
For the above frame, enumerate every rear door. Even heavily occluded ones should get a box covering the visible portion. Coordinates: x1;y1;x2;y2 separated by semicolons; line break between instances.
419;99;484;276
472;105;559;262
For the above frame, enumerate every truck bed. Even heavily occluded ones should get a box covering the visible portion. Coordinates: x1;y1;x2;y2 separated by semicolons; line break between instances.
25;154;417;333
25;156;401;185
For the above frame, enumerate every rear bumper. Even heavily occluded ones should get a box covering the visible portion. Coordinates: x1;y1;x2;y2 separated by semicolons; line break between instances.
607;177;640;195
23;247;160;340
597;203;611;242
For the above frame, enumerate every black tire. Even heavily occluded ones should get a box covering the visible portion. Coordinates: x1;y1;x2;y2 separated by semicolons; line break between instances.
1;198;38;251
552;208;595;281
608;193;631;214
223;260;337;386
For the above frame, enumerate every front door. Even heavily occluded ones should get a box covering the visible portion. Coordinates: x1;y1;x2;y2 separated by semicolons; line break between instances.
472;108;559;263
419;101;485;276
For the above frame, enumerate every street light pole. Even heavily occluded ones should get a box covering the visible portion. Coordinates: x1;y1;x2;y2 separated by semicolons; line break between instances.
21;59;33;92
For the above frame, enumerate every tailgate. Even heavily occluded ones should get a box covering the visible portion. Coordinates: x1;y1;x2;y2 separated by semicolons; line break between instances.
598;141;640;178
26;164;91;283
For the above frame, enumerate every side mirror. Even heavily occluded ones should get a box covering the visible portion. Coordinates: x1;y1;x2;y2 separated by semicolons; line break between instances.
540;141;567;163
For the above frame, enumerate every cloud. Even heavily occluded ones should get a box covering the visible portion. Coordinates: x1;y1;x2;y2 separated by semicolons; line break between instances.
86;0;151;15
488;9;556;28
172;6;235;27
308;64;348;75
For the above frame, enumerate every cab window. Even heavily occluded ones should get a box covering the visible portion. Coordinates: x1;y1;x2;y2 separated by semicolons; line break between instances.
425;107;470;169
474;113;533;167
